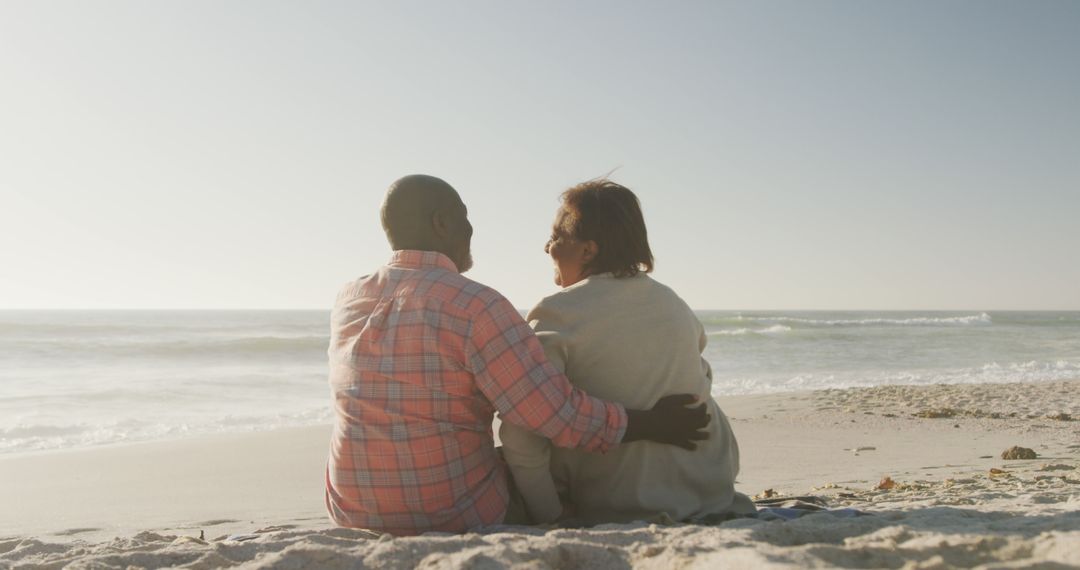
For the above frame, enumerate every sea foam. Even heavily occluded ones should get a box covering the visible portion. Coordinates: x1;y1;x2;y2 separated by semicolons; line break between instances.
710;359;1080;396
709;325;792;336
745;312;993;327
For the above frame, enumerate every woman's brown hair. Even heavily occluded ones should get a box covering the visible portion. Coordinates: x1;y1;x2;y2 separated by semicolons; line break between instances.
557;179;654;278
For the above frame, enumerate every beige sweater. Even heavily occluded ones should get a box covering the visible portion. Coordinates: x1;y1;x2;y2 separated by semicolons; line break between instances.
500;273;755;524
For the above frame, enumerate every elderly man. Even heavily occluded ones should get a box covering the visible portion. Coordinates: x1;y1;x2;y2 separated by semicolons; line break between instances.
325;175;709;535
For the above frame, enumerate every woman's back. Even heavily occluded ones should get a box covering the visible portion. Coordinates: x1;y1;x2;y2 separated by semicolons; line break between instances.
531;273;707;409
501;273;755;524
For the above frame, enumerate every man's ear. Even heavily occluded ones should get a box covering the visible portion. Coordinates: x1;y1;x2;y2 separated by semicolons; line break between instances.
431;208;449;238
582;240;599;264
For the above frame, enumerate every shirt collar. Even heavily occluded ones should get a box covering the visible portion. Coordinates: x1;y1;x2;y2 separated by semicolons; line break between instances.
389;250;459;272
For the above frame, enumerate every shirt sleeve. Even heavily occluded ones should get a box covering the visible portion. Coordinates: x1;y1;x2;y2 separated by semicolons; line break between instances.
466;295;627;453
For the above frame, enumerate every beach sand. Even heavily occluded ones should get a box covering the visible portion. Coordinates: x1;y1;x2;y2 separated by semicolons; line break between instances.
2;380;1078;568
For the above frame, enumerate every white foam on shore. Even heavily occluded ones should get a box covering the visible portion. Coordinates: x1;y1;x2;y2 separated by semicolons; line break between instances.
709;324;792;336
714;359;1080;396
745;312;993;327
0;407;332;455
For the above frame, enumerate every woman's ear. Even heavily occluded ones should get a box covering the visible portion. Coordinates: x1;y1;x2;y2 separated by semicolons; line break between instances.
582;240;599;264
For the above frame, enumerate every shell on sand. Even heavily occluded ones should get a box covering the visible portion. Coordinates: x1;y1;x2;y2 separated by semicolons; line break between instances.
1001;446;1038;460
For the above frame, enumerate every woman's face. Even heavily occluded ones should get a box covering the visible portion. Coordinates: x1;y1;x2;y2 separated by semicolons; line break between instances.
545;209;597;288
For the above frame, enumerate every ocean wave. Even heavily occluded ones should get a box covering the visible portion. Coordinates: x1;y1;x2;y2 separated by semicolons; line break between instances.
0;408;333;455
163;335;330;355
0;320;326;339
709;325;792;337
0;322;168;336
746;312;993;327
711;359;1080;396
0;423;91;439
4;335;330;359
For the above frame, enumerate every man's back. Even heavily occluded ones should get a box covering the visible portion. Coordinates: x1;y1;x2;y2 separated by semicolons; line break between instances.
326;250;507;534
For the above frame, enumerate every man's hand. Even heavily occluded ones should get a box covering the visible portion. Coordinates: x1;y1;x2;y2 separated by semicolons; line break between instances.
622;394;710;450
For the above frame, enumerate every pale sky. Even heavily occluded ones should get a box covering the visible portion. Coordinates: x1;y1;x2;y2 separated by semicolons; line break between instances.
1;1;1078;311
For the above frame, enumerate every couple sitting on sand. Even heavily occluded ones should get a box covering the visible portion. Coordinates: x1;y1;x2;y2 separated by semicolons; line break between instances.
325;174;754;535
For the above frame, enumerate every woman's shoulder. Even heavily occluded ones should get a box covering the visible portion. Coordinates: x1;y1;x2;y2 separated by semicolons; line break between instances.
532;273;632;307
527;278;602;322
609;273;690;306
530;273;691;317
637;275;698;319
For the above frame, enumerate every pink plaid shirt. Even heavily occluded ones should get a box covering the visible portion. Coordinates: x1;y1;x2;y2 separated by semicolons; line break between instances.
325;250;627;535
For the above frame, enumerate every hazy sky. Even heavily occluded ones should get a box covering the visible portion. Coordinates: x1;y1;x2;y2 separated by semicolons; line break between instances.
2;1;1078;310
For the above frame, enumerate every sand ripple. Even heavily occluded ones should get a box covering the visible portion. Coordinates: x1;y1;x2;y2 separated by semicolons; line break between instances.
814;380;1080;424
3;499;1078;569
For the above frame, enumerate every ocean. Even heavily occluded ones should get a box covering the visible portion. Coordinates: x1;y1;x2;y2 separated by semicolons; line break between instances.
1;310;1078;455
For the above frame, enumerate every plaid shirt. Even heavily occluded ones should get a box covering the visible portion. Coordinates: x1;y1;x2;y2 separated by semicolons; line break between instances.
325;250;627;535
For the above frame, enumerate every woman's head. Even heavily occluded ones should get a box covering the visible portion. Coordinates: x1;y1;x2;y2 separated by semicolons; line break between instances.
544;179;654;287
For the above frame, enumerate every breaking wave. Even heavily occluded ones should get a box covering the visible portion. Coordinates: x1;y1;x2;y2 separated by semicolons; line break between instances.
745;312;992;327
0;408;333;455
709;325;792;336
712;359;1080;396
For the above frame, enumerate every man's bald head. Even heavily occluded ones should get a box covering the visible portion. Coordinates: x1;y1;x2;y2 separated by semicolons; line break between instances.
381;175;473;272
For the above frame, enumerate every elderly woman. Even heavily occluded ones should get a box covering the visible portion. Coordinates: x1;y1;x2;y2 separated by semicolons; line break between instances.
500;179;755;525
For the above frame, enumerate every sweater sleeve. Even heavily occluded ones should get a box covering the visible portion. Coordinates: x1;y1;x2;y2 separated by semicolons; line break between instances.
498;307;572;523
697;316;714;383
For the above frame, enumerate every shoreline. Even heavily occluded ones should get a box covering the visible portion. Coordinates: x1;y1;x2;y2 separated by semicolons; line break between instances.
6;375;1076;461
2;379;1078;567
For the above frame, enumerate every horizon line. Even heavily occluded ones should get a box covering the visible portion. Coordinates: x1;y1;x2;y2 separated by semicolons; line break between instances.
2;307;1079;312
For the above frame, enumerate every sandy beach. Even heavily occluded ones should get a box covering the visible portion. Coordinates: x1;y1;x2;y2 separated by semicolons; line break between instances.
5;0;1079;566
2;379;1078;569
